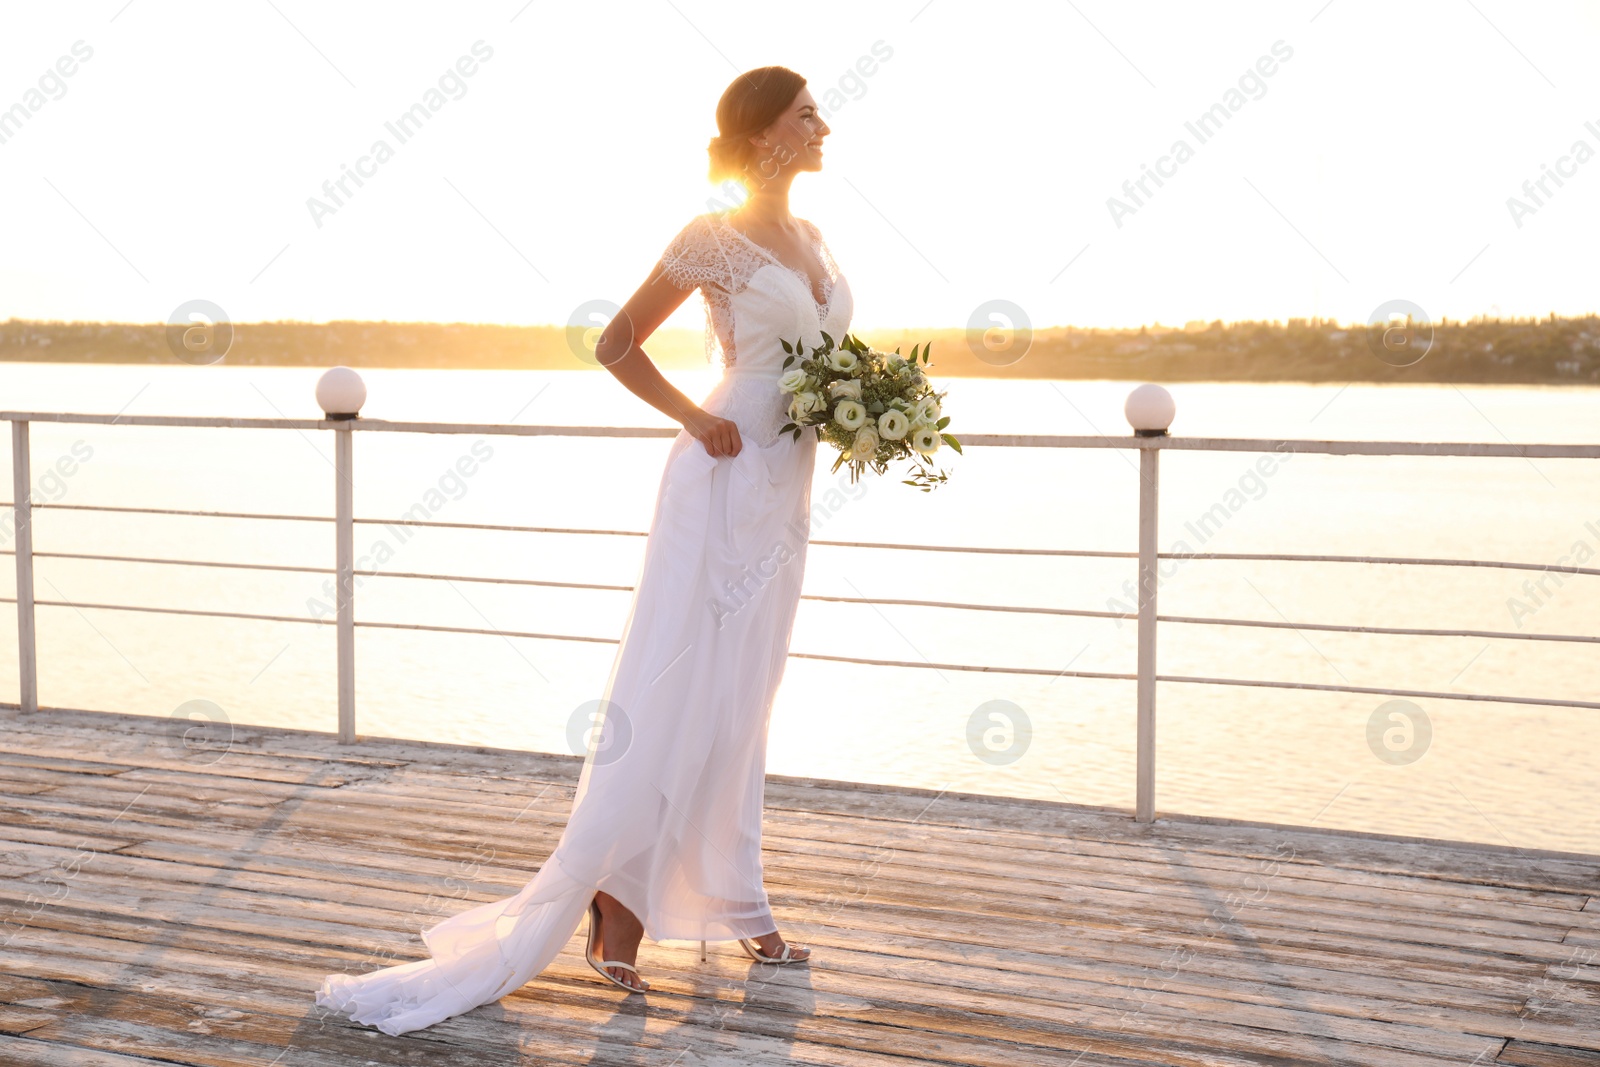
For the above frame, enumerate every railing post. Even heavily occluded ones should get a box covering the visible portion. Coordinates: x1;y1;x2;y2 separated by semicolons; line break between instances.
11;421;36;714
1135;443;1160;822
335;422;356;743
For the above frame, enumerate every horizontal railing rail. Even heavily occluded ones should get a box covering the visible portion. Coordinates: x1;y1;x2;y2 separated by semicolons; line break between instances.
2;549;1595;644
3;407;1596;822
4;409;1600;458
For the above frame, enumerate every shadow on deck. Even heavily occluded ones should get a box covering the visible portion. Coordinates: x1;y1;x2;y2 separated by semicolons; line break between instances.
0;706;1597;1066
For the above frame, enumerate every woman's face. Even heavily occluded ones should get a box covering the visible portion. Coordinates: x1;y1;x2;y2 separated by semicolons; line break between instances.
749;88;830;179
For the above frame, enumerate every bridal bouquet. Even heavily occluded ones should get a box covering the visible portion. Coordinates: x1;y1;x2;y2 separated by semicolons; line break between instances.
777;331;960;491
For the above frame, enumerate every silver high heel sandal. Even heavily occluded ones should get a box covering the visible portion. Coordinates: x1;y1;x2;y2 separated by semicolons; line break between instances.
738;933;811;964
586;898;649;992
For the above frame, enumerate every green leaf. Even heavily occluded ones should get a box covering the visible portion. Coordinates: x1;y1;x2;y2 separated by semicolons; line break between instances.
782;355;795;369
780;338;793;354
936;416;950;430
820;330;834;352
941;433;962;454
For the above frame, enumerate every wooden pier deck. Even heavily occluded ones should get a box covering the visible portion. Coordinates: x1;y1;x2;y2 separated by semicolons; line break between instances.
0;707;1596;1066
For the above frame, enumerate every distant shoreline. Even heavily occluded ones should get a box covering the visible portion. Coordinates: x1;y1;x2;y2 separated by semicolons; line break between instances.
3;317;1597;385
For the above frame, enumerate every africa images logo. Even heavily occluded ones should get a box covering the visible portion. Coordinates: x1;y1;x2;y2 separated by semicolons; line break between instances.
306;41;494;228
1106;40;1294;228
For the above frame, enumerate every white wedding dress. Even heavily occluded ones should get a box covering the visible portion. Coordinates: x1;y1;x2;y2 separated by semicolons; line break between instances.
315;211;852;1035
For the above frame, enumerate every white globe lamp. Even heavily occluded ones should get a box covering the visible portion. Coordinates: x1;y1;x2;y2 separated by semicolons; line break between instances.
1124;383;1175;437
316;366;367;420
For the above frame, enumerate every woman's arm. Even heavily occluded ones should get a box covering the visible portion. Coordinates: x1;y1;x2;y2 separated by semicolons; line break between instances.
593;264;743;457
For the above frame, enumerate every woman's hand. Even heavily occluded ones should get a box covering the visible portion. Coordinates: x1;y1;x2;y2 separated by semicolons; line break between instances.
684;407;742;458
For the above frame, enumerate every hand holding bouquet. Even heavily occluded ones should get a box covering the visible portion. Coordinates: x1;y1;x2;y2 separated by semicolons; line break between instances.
777;332;961;491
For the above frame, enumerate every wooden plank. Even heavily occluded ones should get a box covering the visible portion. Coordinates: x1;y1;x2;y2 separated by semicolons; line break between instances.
0;731;386;788
0;717;530;777
37;774;334;811
0;781;63;797
0;1036;184;1066
1498;1041;1600;1065
0;755;132;777
0;1005;56;1035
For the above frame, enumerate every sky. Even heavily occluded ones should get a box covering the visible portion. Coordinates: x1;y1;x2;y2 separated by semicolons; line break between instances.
1;0;1597;333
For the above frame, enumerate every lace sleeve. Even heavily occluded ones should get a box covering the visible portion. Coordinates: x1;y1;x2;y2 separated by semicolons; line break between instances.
658;215;732;293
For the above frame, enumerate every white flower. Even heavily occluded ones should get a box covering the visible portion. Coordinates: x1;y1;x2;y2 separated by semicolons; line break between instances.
851;425;880;458
878;408;910;441
823;348;858;372
913;396;942;422
827;378;862;401
778;367;810;393
788;391;824;421
833;399;867;431
911;426;942;455
886;354;906;373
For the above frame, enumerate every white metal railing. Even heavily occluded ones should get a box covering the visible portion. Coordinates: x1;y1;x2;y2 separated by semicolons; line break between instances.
4;409;1598;823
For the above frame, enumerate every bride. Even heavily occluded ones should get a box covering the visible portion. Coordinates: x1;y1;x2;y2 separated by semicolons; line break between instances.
315;65;851;1035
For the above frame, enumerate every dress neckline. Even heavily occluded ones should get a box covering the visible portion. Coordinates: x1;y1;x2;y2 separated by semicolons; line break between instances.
714;213;835;315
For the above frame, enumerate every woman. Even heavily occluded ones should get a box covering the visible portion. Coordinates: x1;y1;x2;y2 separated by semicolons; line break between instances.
314;65;851;1035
